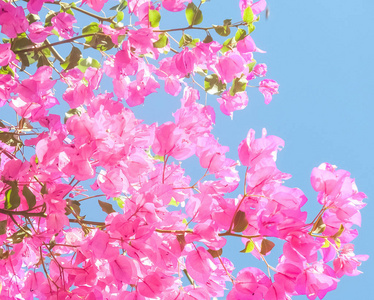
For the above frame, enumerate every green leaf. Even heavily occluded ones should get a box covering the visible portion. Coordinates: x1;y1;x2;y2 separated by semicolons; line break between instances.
230;77;248;96
311;216;326;234
11;38;34;52
221;37;234;53
235;28;247;42
0;65;15;76
233;210;248;232
321;239;330;248
64;107;84;123
149;9;161;28
332;224;345;239
204;74;226;95
168;197;179;207
240;240;254;253
37;55;50;68
0;220;7;235
153;33;168;48
110;0;128;11
223;19;232;26
26;13;40;24
82;22;100;43
260;239;275;255
65;199;81;216
98;200;116;214
22;186;36;210
243;6;254;24
247;59;256;72
113;196;125;208
248;23;256;34
77;57;100;73
86;34;115;51
60;46;82;70
177;234;186;251
179;33;199;48
153;154;165;162
203;34;213;43
185;3;203;26
208;248;223;258
5;182;20;210
117;11;125;22
213;25;231;37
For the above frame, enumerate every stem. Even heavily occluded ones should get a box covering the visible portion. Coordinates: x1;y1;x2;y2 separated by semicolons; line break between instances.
219;232;262;239
183;269;195;287
155;22;246;33
251;238;276;278
44;39;64;63
0;208;46;218
156;229;193;234
77;194;106;202
13;34;101;54
68;218;105;226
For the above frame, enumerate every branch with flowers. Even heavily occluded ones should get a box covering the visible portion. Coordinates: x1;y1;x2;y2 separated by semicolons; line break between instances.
0;0;368;299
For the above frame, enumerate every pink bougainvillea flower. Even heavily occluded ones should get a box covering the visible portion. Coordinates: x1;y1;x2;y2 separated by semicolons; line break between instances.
162;0;192;12
81;0;109;12
333;244;369;278
0;1;28;38
186;247;216;283
27;0;53;14
259;79;279;104
237;35;257;54
217;90;248;117
0;44;15;66
99;24;127;45
28;22;53;43
240;0;267;16
52;12;77;39
228;267;272;300
152;122;195;160
253;63;267;77
238;128;284;167
214;52;245;83
295;261;339;300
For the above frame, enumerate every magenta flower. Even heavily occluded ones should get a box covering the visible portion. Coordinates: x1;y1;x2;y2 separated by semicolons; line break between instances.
259;79;279;104
52;12;77;39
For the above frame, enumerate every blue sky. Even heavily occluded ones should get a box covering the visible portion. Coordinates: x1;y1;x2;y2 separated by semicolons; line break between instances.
1;0;373;298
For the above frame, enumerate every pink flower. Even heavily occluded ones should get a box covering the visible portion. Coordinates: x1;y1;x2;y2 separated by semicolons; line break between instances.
295;261;339;300
28;22;53;43
99;24;127;45
253;63;267;77
162;0;192;12
0;1;28;38
237;35;257;54
238;128;284;167
0;44;15;66
27;0;53;14
259;79;279;104
52;13;77;39
81;0;109;12
186;247;216;283
333;244;369;278
217;90;248;117
228;267;271;300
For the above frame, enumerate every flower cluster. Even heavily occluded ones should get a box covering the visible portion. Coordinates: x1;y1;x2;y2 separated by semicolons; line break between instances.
0;0;367;299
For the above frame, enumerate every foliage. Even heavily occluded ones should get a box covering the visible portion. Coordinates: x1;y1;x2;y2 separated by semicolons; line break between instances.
0;0;368;299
